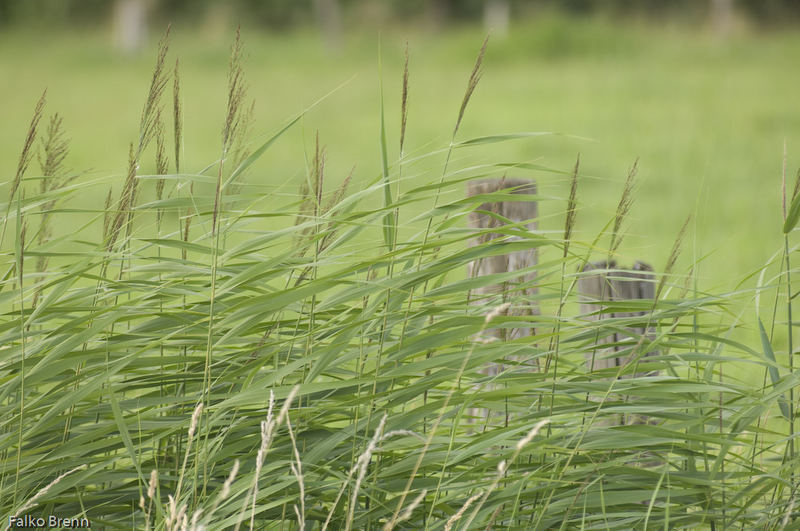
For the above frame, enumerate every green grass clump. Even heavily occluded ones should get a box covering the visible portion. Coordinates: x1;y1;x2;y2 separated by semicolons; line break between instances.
1;30;799;530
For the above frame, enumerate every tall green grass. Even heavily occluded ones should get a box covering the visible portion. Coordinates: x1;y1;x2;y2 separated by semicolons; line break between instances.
1;31;798;530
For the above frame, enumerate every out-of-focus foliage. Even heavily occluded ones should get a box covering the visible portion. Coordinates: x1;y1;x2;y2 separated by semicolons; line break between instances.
1;0;800;28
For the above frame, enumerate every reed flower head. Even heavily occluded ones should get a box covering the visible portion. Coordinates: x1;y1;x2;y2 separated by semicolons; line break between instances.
454;35;489;137
563;154;580;257
400;42;410;153
485;302;511;323
610;158;638;253
11;90;47;205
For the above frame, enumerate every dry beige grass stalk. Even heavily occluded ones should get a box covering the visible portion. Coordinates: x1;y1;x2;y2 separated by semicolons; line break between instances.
445;491;483;531
234;386;298;531
13;464;85;517
345;413;388;531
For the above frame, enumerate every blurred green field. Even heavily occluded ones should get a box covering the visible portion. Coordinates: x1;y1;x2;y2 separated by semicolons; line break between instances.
2;15;800;289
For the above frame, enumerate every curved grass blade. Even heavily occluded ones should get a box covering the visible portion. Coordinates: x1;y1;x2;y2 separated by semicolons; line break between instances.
758;318;791;421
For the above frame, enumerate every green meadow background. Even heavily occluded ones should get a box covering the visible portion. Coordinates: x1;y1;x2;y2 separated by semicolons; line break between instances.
2;13;799;287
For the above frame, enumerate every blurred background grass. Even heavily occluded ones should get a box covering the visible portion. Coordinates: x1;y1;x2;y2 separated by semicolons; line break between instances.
2;0;800;291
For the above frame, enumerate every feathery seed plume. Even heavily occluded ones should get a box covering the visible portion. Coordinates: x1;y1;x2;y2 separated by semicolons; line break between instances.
610;158;638;254
656;215;691;300
173;58;182;173
454;35;489;137
3;90;46;249
444;491;483;531
400;43;410;153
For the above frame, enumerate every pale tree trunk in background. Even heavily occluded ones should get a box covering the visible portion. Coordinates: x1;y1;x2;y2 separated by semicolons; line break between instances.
113;0;149;54
710;0;733;37
426;0;450;31
484;0;510;38
313;0;342;52
203;2;233;43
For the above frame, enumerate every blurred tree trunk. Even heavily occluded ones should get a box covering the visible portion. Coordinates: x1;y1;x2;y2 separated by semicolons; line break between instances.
313;0;342;52
710;0;733;36
426;0;451;30
203;2;232;43
484;0;510;37
113;0;149;54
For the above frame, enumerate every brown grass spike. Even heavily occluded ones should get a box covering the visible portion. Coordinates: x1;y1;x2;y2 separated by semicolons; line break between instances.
314;132;325;216
453;35;489;137
656;214;691;300
33;114;72;307
106;143;137;251
1;90;47;251
136;26;170;158
37;114;71;248
155;111;168;226
222;27;247;155
10;90;47;205
155;110;169;176
102;187;113;243
400;43;410;153
563;154;580;257
610;157;638;254
173;58;182;173
214;26;250;233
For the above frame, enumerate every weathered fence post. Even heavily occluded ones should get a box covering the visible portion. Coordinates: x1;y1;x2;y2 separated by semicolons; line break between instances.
578;260;658;425
467;178;538;421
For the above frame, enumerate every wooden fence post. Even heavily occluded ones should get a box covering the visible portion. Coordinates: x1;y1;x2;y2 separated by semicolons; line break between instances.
578;260;658;425
466;178;538;421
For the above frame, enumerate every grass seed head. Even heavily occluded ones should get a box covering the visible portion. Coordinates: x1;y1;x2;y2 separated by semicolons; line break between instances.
19;214;27;272
105;143;139;250
137;26;170;158
400;42;410;153
610;157;638;253
155;110;168;225
563;154;580;257
36;113;73;267
656;214;691;299
346;413;388;531
220;460;239;501
516;419;550;451
314;132;326;213
38;113;70;186
102;187;113;241
147;469;158;500
444;491;483;531
11;90;47;205
173;58;182;173
485;302;511;323
222;27;249;156
155;110;169;177
191;510;203;530
15;464;85;516
454;35;489;137
383;489;427;531
188;402;203;440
